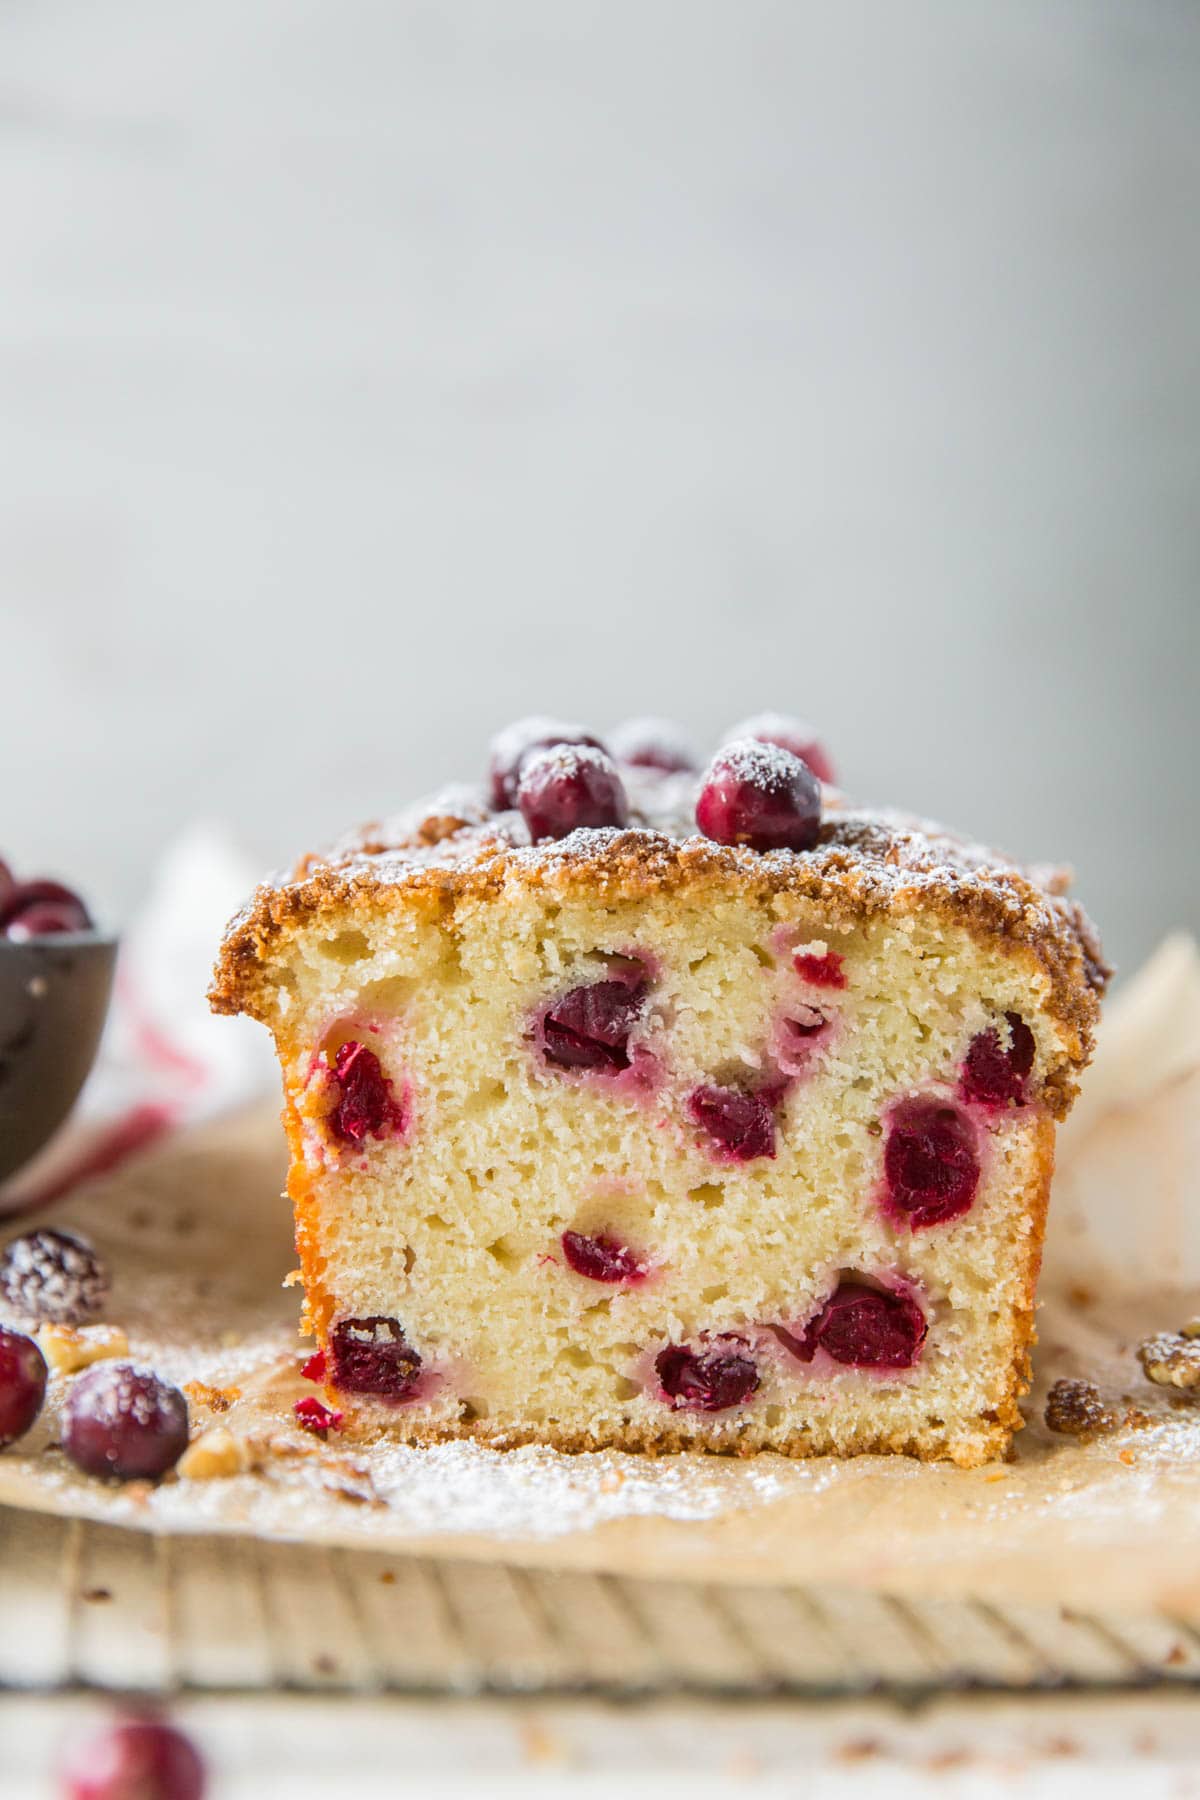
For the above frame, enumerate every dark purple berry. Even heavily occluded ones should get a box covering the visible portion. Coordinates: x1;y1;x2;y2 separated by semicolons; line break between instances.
723;712;836;785
538;976;648;1073
961;1012;1036;1108
0;1327;47;1446
655;1340;759;1412
882;1099;980;1229
488;717;606;809
0;1228;109;1325
517;745;628;841
0;878;92;938
687;1084;776;1162
609;717;698;773
62;1364;189;1481
561;1230;647;1284
695;740;821;853
60;1716;207;1800
329;1041;405;1145
329;1316;422;1398
776;1279;927;1369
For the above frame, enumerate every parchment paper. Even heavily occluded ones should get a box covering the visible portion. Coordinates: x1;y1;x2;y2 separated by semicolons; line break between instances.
2;938;1199;1617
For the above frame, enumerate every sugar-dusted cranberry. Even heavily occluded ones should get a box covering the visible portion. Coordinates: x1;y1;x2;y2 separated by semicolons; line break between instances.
695;740;821;853
0;1227;109;1325
794;950;846;989
777;1279;927;1369
328;1041;405;1145
882;1099;980;1229
561;1230;647;1284
609;717;698;773
0;877;92;939
655;1339;759;1412
723;712;836;785
961;1012;1036;1107
687;1083;776;1162
300;1349;327;1382
517;744;628;841
0;1326;47;1446
329;1316;422;1398
63;1364;189;1481
538;974;648;1073
294;1396;343;1435
488;717;606;809
60;1716;207;1800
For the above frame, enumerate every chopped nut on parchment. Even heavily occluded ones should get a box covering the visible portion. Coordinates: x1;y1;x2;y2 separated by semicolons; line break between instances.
1138;1331;1200;1390
36;1323;128;1376
1044;1378;1119;1438
182;1380;242;1414
178;1427;254;1481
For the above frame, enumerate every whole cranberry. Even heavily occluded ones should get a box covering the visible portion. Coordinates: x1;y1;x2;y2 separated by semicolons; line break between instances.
723;712;836;785
329;1316;422;1398
518;745;628;841
695;740;821;853
62;1364;189;1481
538;975;648;1073
882;1099;980;1229
0;1326;47;1446
59;1716;206;1800
609;717;698;773
561;1230;648;1284
0;1228;109;1325
1;878;92;939
0;857;16;910
488;717;606;809
655;1340;759;1412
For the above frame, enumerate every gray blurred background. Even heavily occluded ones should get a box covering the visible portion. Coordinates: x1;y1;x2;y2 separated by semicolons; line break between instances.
1;0;1197;977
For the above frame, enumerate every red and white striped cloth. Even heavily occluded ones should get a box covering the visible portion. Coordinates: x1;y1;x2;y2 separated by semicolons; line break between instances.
0;827;276;1216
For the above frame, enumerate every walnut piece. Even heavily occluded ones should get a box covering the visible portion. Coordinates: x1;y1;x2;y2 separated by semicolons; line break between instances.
1138;1331;1200;1390
36;1323;128;1376
178;1427;253;1481
1044;1378;1119;1438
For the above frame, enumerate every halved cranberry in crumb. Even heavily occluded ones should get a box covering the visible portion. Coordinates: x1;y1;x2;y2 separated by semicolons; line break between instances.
329;1316;422;1398
777;1280;927;1369
518;744;628;841
538;976;648;1073
62;1365;189;1481
722;713;836;785
695;740;821;853
294;1396;343;1435
655;1340;759;1412
60;1717;207;1800
0;1326;47;1446
960;1012;1036;1107
883;1099;980;1228
688;1084;777;1162
794;950;846;989
329;1042;405;1145
775;1006;829;1075
488;717;606;809
609;717;698;773
561;1230;647;1284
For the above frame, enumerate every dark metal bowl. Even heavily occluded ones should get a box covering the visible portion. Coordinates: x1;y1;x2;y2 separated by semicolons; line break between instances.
0;934;118;1186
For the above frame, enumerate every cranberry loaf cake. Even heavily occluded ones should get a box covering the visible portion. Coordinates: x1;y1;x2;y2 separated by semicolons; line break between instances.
211;716;1106;1467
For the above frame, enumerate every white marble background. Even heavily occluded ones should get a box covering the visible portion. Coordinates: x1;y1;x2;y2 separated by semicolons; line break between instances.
1;0;1197;973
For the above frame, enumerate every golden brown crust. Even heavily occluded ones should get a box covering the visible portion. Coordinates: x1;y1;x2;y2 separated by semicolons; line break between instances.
211;786;1107;1116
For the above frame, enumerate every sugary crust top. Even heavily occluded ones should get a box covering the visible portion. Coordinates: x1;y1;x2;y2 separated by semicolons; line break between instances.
210;773;1108;1080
